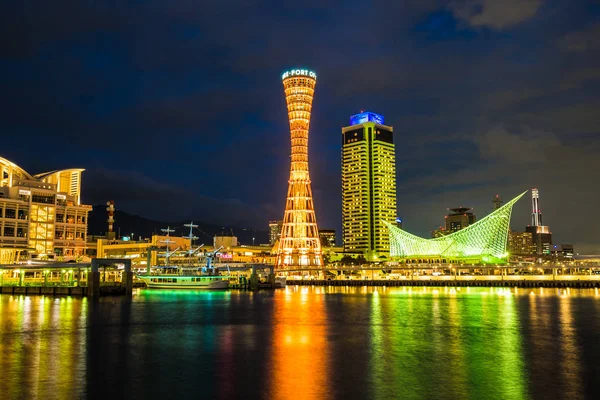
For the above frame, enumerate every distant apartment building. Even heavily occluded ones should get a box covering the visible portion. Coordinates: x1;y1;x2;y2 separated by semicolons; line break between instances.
550;244;574;260
318;229;336;248
430;207;476;238
445;207;476;233
0;157;91;263
507;231;535;256
214;235;238;249
526;225;552;255
526;188;552;255
342;111;397;260
268;220;283;246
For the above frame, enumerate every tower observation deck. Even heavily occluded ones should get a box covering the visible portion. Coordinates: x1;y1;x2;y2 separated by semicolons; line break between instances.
275;69;323;268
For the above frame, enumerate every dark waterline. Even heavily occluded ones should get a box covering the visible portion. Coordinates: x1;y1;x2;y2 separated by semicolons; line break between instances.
1;286;599;400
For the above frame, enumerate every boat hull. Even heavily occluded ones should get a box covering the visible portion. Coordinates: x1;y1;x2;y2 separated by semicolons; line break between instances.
138;276;229;290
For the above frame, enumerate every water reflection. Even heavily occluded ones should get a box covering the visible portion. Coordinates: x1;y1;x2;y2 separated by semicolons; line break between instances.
0;296;87;399
0;287;598;399
558;293;583;399
268;287;331;400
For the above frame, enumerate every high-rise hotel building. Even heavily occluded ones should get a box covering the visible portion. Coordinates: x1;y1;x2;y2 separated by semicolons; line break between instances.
0;157;91;264
342;112;397;260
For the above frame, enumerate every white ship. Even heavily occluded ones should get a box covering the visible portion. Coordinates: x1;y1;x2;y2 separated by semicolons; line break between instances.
141;275;229;290
137;223;230;290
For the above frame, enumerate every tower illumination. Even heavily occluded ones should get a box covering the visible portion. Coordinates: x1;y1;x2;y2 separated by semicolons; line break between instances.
531;188;542;226
275;68;322;268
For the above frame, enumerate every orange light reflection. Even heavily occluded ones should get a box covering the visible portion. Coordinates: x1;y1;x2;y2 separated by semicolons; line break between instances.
268;287;331;400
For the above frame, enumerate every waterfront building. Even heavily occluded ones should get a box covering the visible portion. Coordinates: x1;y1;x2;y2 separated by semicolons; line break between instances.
507;230;535;256
214;235;238;249
268;220;282;246
526;188;552;255
341;111;397;261
550;244;574;260
387;191;526;264
526;225;553;255
318;229;336;248
0;157;91;263
96;236;277;267
274;68;323;268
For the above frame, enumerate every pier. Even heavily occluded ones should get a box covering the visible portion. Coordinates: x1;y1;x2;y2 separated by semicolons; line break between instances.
3;260;600;294
282;263;600;289
288;277;600;289
0;258;133;297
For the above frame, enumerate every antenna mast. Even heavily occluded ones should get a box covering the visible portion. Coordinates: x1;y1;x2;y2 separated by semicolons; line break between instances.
160;226;176;267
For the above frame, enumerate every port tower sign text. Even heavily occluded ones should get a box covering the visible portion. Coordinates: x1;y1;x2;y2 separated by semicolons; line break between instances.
282;69;317;80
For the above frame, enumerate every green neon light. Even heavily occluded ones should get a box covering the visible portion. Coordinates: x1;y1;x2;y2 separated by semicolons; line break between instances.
138;275;230;280
386;191;527;263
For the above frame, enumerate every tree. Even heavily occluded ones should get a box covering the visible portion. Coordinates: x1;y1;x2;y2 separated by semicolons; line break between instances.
356;255;367;265
340;255;356;266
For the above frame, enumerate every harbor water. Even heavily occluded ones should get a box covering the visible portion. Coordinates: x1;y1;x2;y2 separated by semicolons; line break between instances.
1;286;599;399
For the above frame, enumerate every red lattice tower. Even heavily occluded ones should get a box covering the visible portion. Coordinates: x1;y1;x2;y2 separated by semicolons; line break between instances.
275;69;323;268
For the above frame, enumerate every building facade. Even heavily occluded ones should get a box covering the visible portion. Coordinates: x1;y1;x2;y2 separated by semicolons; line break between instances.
342;111;397;260
507;231;535;256
0;157;90;263
527;188;552;255
318;229;336;248
268;220;282;246
550;244;574;260
214;235;238;249
526;225;552;255
445;207;476;233
96;236;277;268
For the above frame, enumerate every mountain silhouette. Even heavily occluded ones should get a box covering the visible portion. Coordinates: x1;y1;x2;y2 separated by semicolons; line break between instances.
87;205;269;246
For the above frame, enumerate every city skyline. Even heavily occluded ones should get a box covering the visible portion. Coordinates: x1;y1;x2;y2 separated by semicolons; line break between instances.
1;1;599;253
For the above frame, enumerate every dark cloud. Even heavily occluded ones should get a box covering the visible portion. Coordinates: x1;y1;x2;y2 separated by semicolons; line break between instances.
558;23;600;53
1;1;599;252
449;0;543;29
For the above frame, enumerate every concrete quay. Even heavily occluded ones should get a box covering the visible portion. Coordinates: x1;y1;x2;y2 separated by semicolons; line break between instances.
289;278;600;289
0;258;133;297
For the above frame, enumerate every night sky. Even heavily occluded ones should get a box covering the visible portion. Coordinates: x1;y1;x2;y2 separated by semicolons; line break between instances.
1;1;599;252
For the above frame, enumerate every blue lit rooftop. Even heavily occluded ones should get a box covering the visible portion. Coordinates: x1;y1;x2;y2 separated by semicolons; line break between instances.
349;111;384;126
